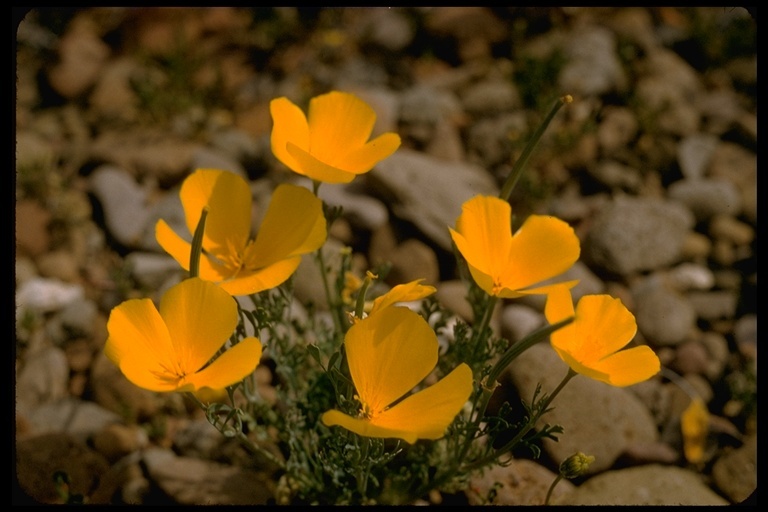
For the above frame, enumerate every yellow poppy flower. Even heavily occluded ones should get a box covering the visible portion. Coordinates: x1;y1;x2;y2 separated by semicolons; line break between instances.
322;306;473;444
449;195;581;298
681;397;709;464
270;91;401;184
156;169;327;296
544;284;660;387
368;278;437;317
104;277;262;393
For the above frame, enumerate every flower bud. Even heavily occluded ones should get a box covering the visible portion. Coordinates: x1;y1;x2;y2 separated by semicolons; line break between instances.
559;452;595;479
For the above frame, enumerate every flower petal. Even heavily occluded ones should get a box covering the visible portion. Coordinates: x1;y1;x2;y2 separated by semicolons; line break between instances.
307;91;376;163
217;257;302;296
502;214;580;291
345;307;437;415
336;132;401;173
270;97;310;174
572;295;638;361
286;142;358;183
450;196;513;280
369;279;436;316
184;337;263;391
590;345;660;387
158;278;238;376
544;283;577;326
105;298;181;392
246;184;327;266
369;363;473;442
180;169;251;257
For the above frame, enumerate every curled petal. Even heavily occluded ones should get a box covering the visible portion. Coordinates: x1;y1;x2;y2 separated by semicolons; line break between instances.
286;142;360;183
184;337;263;391
246;184;327;266
590;346;661;387
217;257;302;296
270;97;310;176
158;278;239;375
369;279;436;316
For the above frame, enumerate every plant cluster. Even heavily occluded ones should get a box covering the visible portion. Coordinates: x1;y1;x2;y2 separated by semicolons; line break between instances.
104;90;661;505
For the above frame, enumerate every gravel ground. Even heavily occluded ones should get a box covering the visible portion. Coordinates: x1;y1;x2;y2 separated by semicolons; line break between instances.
15;7;756;505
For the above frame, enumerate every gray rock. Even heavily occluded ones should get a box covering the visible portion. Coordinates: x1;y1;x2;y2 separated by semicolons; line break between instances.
58;297;99;338
665;262;715;292
584;196;694;276
500;303;544;345
190;146;246;177
687;290;739;322
16;346;70;414
25;397;122;440
558;25;627;96
318;183;389;231
466;112;528;168
506;343;658;474
357;7;415;52
676;133;719;180
125;252;186;291
556;464;729;505
370;148;498;251
142;447;273;505
668;178;742;221
632;276;697;346
89;165;152;247
16;277;85;314
587;160;642;191
461;78;521;117
398;85;444;147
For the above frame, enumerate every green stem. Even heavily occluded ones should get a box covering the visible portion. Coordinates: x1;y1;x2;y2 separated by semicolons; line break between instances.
463;367;577;473
189;207;209;279
499;95;572;202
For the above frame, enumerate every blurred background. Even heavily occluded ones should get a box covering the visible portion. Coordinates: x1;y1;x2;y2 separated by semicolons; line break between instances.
15;7;756;505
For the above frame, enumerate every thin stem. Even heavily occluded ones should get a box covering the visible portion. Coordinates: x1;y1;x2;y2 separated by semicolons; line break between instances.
463;367;577;472
544;474;563;505
499;95;572;202
189;207;209;278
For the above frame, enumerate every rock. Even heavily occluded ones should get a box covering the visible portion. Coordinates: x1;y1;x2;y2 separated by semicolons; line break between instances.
676;134;719;180
15;432;111;504
58;297;99;338
35;249;81;283
632;276;696;346
466;459;574;506
707;142;756;223
708;214;754;246
596;106;638;156
317;183;389;231
370;148;498;251
461;78;521;118
25;397;122;439
664;262;714;292
385;238;440;287
587;160;642;191
92;423;150;463
16;277;85;314
687;290;738;322
88;165;153;247
15;199;52;257
190;146;246;177
711;434;756;504
357;7;415;52
435;279;475;323
141;447;273;505
398;85;445;148
584;196;694;276
47;23;110;99
500;304;544;345
466;112;528;169
506;343;659;474
90;352;160;422
125;252;185;291
667;178;742;221
88;57;141;122
555;464;729;505
559;25;627;96
15;346;70;414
